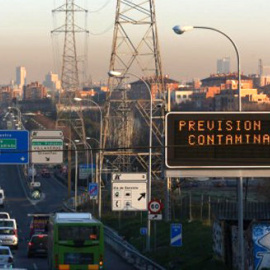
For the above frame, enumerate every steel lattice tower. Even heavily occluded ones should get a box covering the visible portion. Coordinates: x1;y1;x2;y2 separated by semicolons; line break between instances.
52;0;88;143
102;0;165;178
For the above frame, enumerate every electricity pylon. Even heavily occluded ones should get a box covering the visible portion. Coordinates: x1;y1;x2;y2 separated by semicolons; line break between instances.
102;0;165;179
52;0;88;143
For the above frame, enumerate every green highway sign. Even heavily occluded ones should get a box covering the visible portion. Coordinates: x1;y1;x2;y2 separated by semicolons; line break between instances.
32;141;63;146
0;139;17;149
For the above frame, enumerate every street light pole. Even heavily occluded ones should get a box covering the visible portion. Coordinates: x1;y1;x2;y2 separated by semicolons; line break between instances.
108;70;153;251
85;140;94;187
65;138;78;211
173;25;243;270
74;97;103;219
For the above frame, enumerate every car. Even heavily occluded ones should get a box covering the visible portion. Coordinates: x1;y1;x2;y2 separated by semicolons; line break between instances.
0;246;14;268
0;219;18;232
0;189;5;207
41;168;50;178
27;234;48;258
0;213;10;219
0;227;18;249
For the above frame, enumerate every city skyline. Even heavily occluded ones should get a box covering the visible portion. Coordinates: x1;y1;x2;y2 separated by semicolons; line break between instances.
0;0;270;84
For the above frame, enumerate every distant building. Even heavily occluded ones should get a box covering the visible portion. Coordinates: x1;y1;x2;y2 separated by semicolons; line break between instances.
23;82;47;100
16;66;27;88
201;73;253;90
217;57;230;74
129;76;179;100
260;75;270;87
43;72;61;91
0;87;12;104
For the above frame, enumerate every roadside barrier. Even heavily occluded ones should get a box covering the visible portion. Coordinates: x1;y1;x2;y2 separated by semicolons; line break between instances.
63;197;166;270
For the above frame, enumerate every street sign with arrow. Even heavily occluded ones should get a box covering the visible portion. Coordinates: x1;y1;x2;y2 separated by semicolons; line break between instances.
112;182;147;211
148;213;162;220
138;192;146;201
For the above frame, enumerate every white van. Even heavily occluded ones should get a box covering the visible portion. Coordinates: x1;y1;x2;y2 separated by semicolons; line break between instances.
0;190;5;207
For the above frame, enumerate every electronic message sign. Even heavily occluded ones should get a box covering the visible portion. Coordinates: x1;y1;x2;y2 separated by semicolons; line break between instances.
165;112;270;168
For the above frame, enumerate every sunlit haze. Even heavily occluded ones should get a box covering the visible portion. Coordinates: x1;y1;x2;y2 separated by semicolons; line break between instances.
0;0;270;84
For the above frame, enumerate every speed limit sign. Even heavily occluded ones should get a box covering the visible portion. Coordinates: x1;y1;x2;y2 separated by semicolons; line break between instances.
148;199;163;214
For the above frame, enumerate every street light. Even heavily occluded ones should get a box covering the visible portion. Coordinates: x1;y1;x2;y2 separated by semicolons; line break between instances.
173;25;244;270
65;138;79;211
74;97;103;219
108;70;153;251
172;25;241;111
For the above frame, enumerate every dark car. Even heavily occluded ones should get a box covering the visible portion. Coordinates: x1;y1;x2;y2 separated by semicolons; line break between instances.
27;234;48;258
41;169;50;178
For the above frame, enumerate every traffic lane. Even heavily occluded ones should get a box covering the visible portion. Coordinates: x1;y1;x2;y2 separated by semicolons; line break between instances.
9;166;138;270
35;173;68;212
0;165;47;270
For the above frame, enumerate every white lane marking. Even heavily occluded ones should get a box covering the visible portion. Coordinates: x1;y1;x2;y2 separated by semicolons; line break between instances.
33;263;38;269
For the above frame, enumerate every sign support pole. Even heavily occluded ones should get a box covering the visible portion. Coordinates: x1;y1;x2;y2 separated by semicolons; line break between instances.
238;176;244;270
67;140;72;199
31;164;35;185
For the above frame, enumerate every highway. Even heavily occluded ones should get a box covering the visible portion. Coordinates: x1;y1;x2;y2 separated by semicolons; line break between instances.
0;165;136;270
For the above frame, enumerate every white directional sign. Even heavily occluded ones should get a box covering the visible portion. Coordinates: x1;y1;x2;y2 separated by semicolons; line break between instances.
31;130;63;138
31;138;63;164
148;214;162;220
112;182;147;211
31;130;64;164
112;172;147;181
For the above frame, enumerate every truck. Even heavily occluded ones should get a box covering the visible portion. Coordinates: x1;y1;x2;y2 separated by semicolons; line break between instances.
28;213;51;238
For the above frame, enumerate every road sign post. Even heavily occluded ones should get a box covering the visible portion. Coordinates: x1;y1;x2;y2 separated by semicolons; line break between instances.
88;183;98;200
170;223;182;247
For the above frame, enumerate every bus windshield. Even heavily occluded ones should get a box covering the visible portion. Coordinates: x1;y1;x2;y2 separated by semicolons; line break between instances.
58;226;99;241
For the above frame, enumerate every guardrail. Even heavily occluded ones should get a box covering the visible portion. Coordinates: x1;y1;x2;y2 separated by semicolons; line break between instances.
104;226;166;270
63;197;166;270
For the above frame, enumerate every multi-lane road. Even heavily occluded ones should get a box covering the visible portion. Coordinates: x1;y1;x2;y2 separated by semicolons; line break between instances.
0;165;136;270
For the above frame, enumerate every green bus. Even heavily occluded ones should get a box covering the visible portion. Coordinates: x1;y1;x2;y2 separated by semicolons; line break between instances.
48;212;104;270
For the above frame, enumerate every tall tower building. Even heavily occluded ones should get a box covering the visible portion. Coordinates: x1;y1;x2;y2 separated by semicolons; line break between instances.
217;57;230;74
43;72;61;91
16;66;27;88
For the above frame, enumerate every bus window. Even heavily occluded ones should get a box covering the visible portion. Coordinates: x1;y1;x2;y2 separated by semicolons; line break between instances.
58;226;99;241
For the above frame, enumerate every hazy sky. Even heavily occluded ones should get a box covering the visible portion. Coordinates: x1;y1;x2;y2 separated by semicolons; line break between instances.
0;0;270;84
